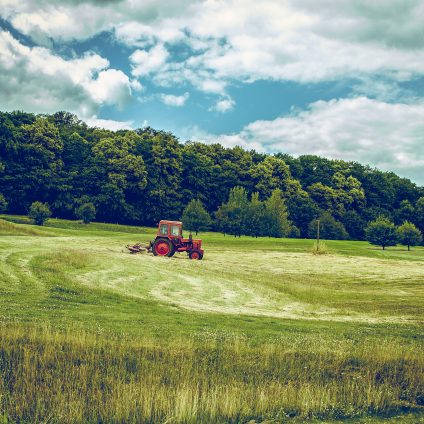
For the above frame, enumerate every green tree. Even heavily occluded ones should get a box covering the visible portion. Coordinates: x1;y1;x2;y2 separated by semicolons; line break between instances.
215;203;231;236
141;132;183;223
29;201;51;226
287;192;320;237
308;175;365;219
181;144;216;209
246;192;266;238
75;202;96;224
216;186;249;237
264;189;291;238
8;118;63;211
228;186;249;237
0;194;8;213
250;156;291;199
332;172;365;210
92;133;147;221
365;216;398;250
308;212;349;240
297;155;335;187
397;221;422;251
307;183;342;216
342;210;366;240
182;199;211;235
394;200;415;225
415;197;424;234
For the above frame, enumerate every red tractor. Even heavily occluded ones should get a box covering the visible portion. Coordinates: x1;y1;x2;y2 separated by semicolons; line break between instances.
150;220;204;260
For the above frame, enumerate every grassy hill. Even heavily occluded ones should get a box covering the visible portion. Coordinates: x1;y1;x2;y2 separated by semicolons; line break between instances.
0;216;423;423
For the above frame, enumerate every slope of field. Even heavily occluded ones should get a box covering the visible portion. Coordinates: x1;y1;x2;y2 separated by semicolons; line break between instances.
0;216;423;423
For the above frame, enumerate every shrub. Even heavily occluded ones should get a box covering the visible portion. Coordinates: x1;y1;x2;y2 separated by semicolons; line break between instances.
365;216;398;250
29;201;51;226
75;202;96;224
311;241;329;255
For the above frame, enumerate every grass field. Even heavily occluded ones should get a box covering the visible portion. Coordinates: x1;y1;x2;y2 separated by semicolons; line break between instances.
0;216;423;423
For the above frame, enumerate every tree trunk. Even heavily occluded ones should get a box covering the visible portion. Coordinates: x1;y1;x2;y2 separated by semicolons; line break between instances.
382;245;385;250
196;230;198;235
408;244;410;251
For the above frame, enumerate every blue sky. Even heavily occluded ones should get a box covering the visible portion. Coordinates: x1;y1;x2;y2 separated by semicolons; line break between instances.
1;0;424;184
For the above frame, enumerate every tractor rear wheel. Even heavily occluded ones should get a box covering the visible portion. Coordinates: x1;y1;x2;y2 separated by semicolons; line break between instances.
153;238;175;257
189;250;203;260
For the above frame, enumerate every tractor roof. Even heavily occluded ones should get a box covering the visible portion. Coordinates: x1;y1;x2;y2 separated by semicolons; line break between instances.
159;220;182;225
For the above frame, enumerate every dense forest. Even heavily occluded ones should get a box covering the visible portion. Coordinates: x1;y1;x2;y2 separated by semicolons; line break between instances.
1;110;423;240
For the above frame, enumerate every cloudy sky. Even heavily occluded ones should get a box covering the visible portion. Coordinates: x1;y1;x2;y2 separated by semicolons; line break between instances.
1;0;424;184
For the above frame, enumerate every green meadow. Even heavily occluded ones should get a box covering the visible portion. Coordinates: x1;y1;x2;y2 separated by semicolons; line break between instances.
0;216;423;423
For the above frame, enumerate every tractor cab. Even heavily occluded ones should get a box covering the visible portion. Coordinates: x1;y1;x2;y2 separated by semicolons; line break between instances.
151;220;204;260
157;220;183;239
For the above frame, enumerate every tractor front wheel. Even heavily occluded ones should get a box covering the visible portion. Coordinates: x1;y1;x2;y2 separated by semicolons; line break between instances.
189;250;203;260
153;238;174;257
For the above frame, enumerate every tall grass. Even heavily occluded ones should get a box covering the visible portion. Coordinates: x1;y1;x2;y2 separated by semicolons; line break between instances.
1;325;423;423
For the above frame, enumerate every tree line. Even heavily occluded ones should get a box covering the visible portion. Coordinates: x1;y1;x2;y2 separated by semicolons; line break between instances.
1;110;424;243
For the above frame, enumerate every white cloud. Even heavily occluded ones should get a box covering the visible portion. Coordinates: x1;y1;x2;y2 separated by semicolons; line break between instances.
0;1;197;43
212;97;235;113
130;44;169;77
5;0;424;95
85;69;133;109
160;92;189;107
121;0;424;92
352;78;409;102
7;3;115;44
0;30;137;118
115;21;184;47
193;97;424;184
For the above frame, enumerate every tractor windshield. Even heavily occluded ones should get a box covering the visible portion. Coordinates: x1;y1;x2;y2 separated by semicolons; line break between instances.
170;225;180;236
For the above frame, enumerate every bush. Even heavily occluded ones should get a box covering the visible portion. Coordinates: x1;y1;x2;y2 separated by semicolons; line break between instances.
311;241;329;255
397;221;422;251
29;201;51;226
365;216;398;250
75;203;96;224
0;194;8;213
